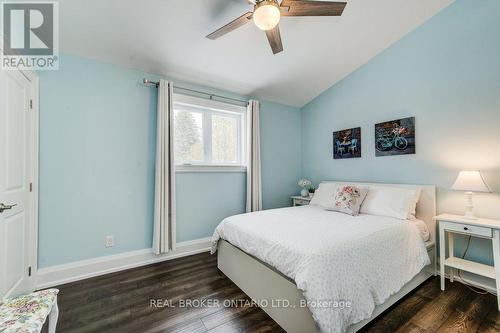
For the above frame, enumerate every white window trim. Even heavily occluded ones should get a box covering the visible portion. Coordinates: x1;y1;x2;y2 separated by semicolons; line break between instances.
175;165;247;173
174;93;246;114
173;93;247;170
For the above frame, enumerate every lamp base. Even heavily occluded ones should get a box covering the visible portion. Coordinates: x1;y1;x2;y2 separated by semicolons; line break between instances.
462;213;478;221
463;191;477;220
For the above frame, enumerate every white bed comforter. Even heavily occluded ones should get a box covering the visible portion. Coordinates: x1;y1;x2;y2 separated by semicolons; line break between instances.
211;205;430;333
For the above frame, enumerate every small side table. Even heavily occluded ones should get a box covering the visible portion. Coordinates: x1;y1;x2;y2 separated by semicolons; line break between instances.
434;214;500;310
291;196;312;206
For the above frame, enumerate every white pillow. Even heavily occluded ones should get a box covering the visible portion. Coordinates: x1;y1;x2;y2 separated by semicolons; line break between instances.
408;188;422;220
411;218;430;241
309;182;337;208
360;186;421;220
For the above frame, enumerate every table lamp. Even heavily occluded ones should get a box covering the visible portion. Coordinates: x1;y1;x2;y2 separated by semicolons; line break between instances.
451;171;491;220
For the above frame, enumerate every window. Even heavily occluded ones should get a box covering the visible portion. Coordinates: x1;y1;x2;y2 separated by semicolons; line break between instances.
173;94;246;170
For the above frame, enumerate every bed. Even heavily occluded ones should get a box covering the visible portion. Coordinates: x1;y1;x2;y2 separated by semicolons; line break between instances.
211;181;436;333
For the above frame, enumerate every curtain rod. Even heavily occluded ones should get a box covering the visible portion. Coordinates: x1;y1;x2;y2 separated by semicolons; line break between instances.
143;79;248;105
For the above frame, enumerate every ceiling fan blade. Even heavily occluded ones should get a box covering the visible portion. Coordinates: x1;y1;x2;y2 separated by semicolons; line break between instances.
280;0;346;16
206;12;253;40
265;25;283;54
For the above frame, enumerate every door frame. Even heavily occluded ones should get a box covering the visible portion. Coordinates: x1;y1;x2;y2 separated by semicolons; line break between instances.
0;40;40;293
22;69;40;290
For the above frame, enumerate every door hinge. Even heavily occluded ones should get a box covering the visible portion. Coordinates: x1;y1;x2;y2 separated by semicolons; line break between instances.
28;266;32;277
30;99;33;109
29;183;33;192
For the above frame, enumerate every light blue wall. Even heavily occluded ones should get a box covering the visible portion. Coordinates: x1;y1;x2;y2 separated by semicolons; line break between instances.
301;0;500;266
176;173;246;242
38;54;301;267
261;100;302;209
38;55;158;267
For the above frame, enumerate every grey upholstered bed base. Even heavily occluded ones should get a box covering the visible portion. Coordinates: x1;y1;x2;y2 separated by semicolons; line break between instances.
217;240;436;333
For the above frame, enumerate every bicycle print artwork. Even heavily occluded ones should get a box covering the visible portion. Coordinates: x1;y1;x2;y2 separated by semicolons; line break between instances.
375;117;415;157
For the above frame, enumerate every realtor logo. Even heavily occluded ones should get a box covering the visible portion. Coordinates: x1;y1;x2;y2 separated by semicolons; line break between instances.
1;1;59;70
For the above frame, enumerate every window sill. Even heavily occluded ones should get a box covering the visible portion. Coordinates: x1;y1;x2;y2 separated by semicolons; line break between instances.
175;165;247;173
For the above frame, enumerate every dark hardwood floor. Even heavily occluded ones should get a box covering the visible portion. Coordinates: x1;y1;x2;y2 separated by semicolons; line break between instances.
42;252;500;333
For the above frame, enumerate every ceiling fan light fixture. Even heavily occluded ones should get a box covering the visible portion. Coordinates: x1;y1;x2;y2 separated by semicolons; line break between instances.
253;0;280;31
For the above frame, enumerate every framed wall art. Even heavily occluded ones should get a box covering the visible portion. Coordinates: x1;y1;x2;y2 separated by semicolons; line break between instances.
375;117;415;157
333;127;361;159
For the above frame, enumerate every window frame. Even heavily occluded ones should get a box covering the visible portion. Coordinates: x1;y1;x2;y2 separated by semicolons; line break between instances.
173;93;247;172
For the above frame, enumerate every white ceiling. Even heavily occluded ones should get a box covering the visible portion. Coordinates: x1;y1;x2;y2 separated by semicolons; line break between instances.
59;0;454;107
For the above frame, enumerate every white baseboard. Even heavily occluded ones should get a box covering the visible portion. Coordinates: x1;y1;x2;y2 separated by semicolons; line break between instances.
36;237;212;289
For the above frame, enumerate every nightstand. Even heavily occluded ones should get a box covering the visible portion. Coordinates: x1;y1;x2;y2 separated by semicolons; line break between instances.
291;196;312;206
434;214;500;310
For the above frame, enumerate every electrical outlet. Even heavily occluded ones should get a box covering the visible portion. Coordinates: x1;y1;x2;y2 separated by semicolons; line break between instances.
105;235;114;248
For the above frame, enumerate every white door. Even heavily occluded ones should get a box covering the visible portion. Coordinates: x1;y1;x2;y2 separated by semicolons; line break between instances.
0;68;36;299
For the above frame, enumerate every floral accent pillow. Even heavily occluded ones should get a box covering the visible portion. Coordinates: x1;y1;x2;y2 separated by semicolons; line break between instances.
327;185;369;216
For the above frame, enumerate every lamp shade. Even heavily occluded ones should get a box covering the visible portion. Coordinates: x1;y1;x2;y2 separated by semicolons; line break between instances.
451;171;491;192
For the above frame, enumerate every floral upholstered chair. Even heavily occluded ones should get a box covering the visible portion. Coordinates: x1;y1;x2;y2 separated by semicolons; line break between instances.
0;289;59;333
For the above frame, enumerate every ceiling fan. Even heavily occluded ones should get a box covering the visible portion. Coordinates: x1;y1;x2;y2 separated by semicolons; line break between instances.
206;0;347;55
